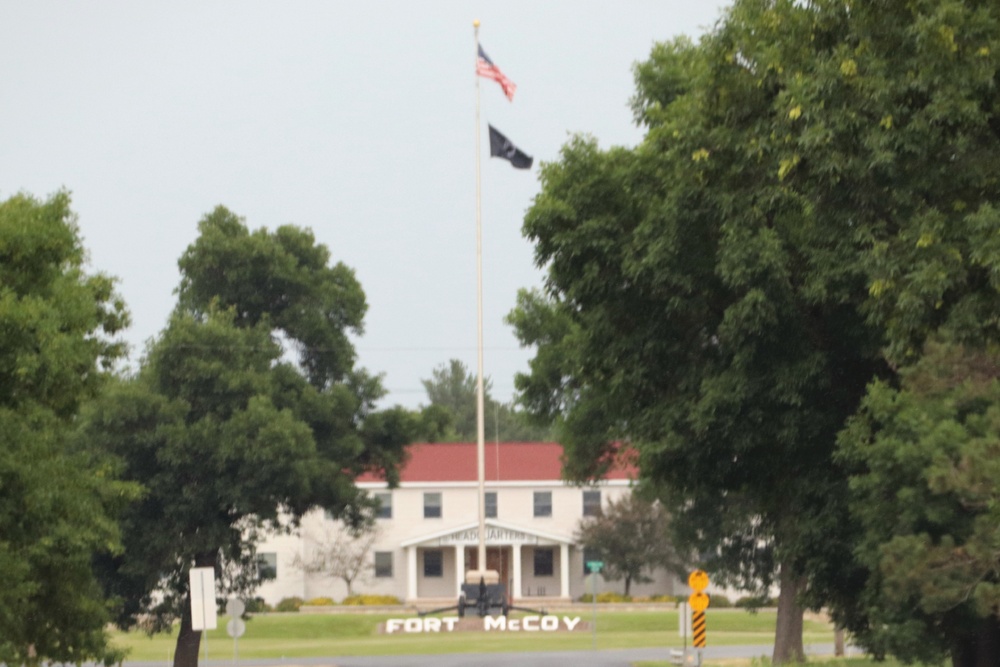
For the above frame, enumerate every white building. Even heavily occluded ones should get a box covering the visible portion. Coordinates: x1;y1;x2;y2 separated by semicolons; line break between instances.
254;441;681;605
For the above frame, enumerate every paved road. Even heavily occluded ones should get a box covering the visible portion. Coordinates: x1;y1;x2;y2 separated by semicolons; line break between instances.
127;643;861;667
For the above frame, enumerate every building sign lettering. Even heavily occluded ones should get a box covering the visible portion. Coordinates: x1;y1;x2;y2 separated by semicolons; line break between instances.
437;527;539;546
383;616;582;634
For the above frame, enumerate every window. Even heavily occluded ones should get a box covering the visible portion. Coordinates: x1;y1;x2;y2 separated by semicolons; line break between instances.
582;490;602;517
257;552;277;581
533;491;552;518
424;492;442;518
424;550;443;577
374;491;392;519
485;491;497;519
374;551;393;578
533;548;554;577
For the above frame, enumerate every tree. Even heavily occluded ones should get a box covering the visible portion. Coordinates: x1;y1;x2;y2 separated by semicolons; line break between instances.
0;192;134;665
575;495;680;596
83;207;419;667
510;41;878;667
421;359;551;442
294;518;381;598
838;340;1000;666
512;1;1000;663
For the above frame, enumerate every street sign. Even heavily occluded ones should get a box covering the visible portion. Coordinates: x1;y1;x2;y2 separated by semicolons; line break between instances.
692;610;707;648
688;591;710;612
226;598;245;618
226;618;246;638
586;560;604;573
189;567;217;631
688;569;709;592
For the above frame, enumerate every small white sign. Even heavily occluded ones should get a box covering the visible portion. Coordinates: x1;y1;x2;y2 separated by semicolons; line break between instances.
189;567;217;631
679;602;691;637
227;618;246;638
226;598;245;618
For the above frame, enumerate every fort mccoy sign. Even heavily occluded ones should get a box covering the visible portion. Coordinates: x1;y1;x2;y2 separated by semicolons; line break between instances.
383;615;584;634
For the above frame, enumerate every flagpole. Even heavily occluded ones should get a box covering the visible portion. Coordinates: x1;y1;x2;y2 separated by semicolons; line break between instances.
473;18;487;578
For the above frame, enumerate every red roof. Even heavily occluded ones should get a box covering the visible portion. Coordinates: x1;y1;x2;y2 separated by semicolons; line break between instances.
358;441;637;484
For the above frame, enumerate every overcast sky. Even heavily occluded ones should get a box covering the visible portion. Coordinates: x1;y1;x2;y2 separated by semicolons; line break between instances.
1;1;729;409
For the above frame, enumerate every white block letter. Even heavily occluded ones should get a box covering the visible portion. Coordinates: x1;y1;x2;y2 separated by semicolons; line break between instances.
386;619;403;634
541;616;559;631
523;615;539;631
563;616;581;631
484;615;506;631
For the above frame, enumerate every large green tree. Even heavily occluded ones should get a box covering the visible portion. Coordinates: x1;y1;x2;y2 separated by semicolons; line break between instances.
0;192;133;665
511;0;1000;662
83;207;419;667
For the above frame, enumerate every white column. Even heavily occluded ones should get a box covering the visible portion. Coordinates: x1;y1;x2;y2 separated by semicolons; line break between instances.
559;543;570;599
455;545;465;594
512;545;522;600
407;547;418;601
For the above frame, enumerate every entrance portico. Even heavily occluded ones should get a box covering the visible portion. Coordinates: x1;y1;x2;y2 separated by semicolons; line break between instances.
400;519;573;602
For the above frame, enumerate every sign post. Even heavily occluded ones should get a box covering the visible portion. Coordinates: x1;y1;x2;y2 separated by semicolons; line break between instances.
226;598;246;665
687;570;710;666
587;561;603;651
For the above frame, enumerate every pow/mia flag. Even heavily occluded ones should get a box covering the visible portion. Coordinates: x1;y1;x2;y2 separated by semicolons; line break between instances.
488;125;533;169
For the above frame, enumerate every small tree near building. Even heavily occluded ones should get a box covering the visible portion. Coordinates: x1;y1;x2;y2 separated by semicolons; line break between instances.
575;494;680;596
295;518;381;598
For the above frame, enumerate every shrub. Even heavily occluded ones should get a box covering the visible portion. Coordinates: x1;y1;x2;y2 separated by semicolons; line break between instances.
341;594;402;606
275;596;304;612
708;594;732;608
649;594;678;603
578;592;632;603
305;597;335;606
244;597;271;613
735;595;779;609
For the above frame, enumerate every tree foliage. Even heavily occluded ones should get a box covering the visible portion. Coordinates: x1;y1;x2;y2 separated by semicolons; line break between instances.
839;340;1000;665
421;359;551;442
510;0;1000;663
83;207;419;667
0;192;134;666
574;495;680;596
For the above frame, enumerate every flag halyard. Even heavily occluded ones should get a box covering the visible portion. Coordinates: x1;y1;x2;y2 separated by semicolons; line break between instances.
477;45;516;101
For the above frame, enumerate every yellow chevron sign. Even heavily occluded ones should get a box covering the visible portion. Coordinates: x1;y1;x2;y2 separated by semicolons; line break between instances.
692;610;707;648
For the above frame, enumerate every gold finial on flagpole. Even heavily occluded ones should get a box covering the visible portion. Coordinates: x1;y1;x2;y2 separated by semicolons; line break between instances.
473;19;480;28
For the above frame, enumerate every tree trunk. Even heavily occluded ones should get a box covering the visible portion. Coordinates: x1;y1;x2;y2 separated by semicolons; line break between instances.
950;616;1000;667
834;626;845;657
173;609;201;667
174;553;217;667
624;574;631;597
771;563;806;665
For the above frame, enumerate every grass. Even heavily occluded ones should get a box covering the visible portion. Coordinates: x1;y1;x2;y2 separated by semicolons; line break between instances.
110;608;844;662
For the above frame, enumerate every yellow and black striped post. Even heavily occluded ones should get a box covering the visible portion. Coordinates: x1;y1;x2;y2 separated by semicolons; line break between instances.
692;610;707;648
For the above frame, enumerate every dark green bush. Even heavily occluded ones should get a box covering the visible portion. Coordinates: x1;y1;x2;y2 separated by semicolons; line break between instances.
244;597;271;613
275;596;304;612
708;593;732;608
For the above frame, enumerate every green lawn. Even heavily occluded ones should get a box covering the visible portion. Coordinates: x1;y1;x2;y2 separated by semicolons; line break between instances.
110;608;841;661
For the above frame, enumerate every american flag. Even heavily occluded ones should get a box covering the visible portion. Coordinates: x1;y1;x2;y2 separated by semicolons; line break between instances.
476;45;516;101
